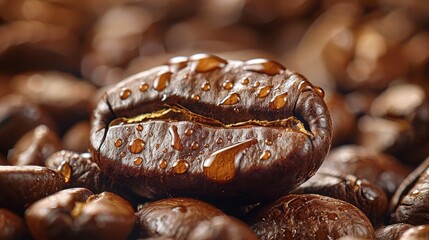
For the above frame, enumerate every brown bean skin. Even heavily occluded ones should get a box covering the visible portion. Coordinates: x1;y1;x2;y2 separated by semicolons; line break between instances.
0;208;28;240
0;94;56;155
249;194;376;240
8;125;62;166
375;223;413;240
0;165;65;211
135;197;225;240
322;145;411;198
25;188;135;240
390;157;429;225
90;54;332;203
292;172;388;225
188;215;258;240
399;225;429;240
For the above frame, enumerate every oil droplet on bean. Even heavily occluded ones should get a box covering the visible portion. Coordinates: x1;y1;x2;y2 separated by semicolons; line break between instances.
114;138;123;147
260;150;271;160
203;139;257;182
133;157;143;166
241;78;249;85
269;93;288;110
185;128;193;136
163;148;168;153
139;82;149;92
220;92;240;105
172;206;187;213
233;107;239;113
204;144;209;148
120;152;126;158
155;143;160;149
265;139;273;146
201;81;210;91
313;86;325;98
173;160;189;174
244;59;285;76
191;94;200;101
136;124;143;131
257;85;272;98
168;56;188;71
227;135;233;141
58;161;71;183
298;80;314;93
120;88;131;100
253;81;260;88
154;71;172;91
411;189;421;196
191;142;199;150
159;159;167;169
190;54;227;73
169;125;183;151
217;138;223;144
199;150;204;155
129;139;145;154
223;80;233;90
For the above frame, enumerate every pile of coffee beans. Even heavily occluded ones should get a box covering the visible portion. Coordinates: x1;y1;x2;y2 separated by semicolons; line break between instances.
1;1;429;239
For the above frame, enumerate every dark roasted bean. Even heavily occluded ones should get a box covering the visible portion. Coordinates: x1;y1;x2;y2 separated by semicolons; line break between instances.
390;157;429;225
135;197;225;239
90;54;332;203
8;125;62;166
249;194;375;240
188;215;258;240
0;94;56;155
0;165;65;211
0;208;28;240
375;223;413;240
322;145;411;198
25;188;135;240
293;172;388;225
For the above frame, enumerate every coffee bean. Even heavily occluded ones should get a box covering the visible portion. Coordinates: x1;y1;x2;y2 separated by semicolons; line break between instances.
322;145;411;198
390;157;429;225
293;172;388;225
0;94;56;155
249;194;375;240
135;197;225;239
0;208;28;240
90;54;332;203
25;188;135;240
8;125;62;166
188;215;258;240
375;223;413;240
399;225;429;240
0;165;65;211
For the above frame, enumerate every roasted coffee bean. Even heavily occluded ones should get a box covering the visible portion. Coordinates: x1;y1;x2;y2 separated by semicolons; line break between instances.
62;121;91;153
0;165;65;211
11;72;96;133
399;225;429;240
249;194;375;240
375;223;413;240
0;94;56;155
90;54;332;203
25;188;135;240
390;157;429;225
358;83;429;166
0;208;28;240
45;150;104;192
135;197;225;239
8;125;62;166
45;150;144;206
293;172;388;225
322;145;411;198
188;215;258;240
